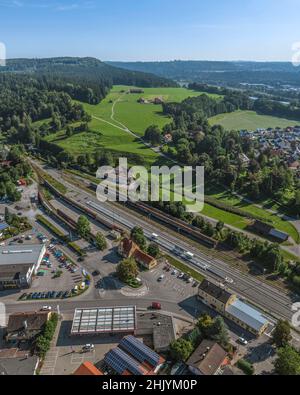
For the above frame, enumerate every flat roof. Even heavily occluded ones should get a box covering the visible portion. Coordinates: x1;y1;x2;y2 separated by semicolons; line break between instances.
226;299;268;332
71;306;136;335
136;312;175;351
0;244;45;266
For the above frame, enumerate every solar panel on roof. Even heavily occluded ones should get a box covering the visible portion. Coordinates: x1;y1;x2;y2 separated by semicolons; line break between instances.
120;335;160;367
104;347;142;375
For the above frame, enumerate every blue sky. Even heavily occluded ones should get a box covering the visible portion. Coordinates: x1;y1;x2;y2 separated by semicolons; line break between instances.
0;0;299;61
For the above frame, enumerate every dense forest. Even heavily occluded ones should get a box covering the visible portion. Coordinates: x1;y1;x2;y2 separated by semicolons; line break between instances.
1;57;176;104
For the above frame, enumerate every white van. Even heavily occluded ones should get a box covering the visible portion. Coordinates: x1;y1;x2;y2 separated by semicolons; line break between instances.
185;251;194;260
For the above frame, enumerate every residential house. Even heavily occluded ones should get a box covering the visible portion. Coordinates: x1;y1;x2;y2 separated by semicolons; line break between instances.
5;311;51;342
187;339;228;375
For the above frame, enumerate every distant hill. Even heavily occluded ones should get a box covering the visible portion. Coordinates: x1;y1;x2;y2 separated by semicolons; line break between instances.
107;60;300;87
0;57;176;104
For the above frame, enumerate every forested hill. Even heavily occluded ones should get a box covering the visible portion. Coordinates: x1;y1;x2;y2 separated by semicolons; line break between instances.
107;60;300;87
0;57;176;104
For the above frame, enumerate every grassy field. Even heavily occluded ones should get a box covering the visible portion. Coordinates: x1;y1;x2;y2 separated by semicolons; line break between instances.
83;85;221;137
209;110;300;130
46;85;214;165
205;185;300;244
45;118;160;167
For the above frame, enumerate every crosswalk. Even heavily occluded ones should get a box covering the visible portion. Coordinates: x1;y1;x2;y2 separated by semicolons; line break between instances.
39;350;59;375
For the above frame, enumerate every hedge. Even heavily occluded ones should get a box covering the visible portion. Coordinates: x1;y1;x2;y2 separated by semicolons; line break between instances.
237;359;254;375
36;214;68;241
68;241;86;257
36;313;58;358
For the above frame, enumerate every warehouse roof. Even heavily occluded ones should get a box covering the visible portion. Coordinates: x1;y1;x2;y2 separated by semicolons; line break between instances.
226;299;268;333
0;244;45;266
71;306;136;335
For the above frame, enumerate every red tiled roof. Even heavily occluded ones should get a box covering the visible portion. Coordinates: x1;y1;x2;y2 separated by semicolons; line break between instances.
73;361;103;376
133;249;155;266
121;238;137;257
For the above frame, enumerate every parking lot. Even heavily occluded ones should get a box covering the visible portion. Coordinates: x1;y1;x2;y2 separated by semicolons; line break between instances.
142;261;199;302
19;238;90;302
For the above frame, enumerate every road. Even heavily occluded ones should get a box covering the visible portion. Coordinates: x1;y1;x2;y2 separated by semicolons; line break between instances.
31;160;297;323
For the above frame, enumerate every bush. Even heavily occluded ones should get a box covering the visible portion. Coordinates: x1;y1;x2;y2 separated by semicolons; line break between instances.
237;359;254;375
170;338;194;362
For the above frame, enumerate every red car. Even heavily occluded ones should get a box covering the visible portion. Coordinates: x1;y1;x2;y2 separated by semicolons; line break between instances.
151;302;161;310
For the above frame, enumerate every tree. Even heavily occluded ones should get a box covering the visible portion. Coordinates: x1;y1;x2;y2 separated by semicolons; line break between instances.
197;314;229;347
131;226;147;250
77;215;90;239
116;258;138;283
147;243;160;258
4;206;12;224
169;338;193;362
197;314;214;337
274;345;300;375
272;320;292;348
208;316;230;347
95;232;107;251
144;125;162;146
216;221;225;232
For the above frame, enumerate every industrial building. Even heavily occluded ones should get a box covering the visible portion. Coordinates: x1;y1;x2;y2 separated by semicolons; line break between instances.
71;306;137;336
0;244;46;290
198;280;269;336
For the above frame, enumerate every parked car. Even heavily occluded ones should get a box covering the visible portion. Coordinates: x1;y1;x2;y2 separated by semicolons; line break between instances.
41;306;52;311
172;269;178;276
158;274;165;282
178;272;184;279
238;337;248;346
151;302;162;310
82;344;94;352
92;270;100;276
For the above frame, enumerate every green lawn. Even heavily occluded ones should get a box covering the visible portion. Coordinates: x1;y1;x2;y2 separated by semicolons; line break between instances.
45;118;159;167
209;110;300;130
205;184;300;244
83;85;221;137
46;85;215;165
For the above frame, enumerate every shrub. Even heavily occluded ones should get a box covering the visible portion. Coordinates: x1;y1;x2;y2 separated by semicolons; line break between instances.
237;359;254;375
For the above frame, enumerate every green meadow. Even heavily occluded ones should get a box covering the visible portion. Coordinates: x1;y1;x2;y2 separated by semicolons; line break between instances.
209;110;300;130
